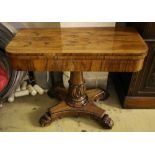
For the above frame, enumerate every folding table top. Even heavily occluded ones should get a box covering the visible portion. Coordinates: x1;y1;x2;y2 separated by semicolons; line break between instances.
6;27;148;72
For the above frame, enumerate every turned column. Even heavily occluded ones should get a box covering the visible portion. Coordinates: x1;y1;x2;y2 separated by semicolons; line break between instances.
66;72;88;107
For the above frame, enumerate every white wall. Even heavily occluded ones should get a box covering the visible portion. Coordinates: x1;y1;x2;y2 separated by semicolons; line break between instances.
60;22;115;27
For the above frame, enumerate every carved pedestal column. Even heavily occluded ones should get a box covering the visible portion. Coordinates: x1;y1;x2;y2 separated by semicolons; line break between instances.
67;72;88;107
40;71;114;129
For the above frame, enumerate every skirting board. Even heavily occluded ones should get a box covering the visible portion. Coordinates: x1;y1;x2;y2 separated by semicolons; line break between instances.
124;96;155;109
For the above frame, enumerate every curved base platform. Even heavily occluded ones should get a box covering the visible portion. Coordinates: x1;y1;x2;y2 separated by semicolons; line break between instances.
40;101;114;129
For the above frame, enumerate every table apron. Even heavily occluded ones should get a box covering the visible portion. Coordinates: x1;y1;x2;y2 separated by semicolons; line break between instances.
9;56;145;72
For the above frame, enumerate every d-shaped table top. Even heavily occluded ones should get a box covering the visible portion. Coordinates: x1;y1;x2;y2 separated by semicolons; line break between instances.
6;27;148;72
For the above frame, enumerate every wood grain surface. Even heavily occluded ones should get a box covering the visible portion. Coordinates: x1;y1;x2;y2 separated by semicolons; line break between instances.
6;27;148;72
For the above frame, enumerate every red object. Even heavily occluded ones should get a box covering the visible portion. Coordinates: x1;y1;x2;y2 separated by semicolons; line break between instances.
0;65;8;92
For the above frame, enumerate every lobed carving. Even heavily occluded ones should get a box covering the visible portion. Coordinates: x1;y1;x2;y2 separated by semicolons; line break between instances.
68;83;86;99
67;82;87;106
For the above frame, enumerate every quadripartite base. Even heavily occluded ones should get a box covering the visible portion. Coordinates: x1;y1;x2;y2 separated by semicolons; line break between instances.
40;71;113;129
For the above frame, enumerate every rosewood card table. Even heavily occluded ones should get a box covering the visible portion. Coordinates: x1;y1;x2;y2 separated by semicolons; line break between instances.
6;27;148;129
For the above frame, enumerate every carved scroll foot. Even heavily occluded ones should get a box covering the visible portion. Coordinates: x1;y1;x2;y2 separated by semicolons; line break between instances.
40;112;53;127
101;114;114;129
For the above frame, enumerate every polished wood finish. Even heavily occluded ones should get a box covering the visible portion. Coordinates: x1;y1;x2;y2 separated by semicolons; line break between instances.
113;22;155;108
5;27;148;129
47;87;109;102
6;27;147;54
6;27;148;72
124;96;155;109
40;71;113;129
40;101;113;129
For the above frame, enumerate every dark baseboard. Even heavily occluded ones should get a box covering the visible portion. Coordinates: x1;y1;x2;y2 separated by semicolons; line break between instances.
124;96;155;109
